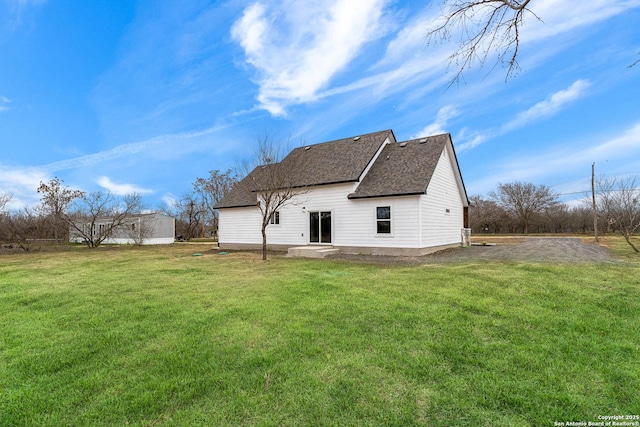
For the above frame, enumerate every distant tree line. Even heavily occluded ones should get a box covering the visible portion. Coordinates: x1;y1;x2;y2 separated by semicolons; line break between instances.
1;173;638;252
470;178;640;252
0;178;148;250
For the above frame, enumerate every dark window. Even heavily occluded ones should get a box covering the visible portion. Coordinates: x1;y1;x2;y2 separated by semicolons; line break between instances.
376;206;391;234
269;211;280;225
309;211;331;243
320;211;331;243
309;212;319;243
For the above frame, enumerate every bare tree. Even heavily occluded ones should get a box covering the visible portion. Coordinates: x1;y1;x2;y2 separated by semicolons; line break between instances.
567;205;593;234
177;193;204;240
596;176;640;252
234;136;309;260
37;178;84;244
4;207;47;251
124;214;156;246
159;193;204;241
193;169;237;238
468;194;508;233
0;192;11;213
427;0;539;83
490;181;559;234
593;177;620;234
66;191;143;248
0;193;11;243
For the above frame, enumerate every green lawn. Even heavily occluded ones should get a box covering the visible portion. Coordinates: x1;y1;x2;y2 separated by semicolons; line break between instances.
1;239;639;426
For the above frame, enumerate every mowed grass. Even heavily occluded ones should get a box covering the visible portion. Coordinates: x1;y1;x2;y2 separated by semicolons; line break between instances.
1;240;639;426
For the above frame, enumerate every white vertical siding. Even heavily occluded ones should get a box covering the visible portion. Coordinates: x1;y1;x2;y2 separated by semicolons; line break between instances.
269;183;356;246
421;144;464;247
218;207;263;245
338;195;421;248
272;184;421;248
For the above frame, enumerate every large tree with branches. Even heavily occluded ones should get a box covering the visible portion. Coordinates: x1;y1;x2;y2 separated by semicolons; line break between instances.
193;169;237;238
490;181;559;234
37;177;84;244
231;136;309;260
66;191;144;248
596;176;640;252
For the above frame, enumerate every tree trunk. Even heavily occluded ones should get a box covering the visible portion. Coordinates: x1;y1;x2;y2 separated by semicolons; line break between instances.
261;225;267;260
623;232;639;253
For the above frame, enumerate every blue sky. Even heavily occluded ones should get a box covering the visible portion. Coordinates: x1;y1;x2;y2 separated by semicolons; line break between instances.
1;0;639;211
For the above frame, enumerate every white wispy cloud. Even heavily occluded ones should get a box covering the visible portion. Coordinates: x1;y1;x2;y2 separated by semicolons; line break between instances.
160;193;178;208
457;79;591;151
501;79;591;133
0;124;230;210
3;0;47;32
40;124;225;174
522;0;640;43
96;176;153;196
410;105;459;139
0;164;49;209
229;0;637;124
231;0;388;116
468;121;640;195
0;96;10;112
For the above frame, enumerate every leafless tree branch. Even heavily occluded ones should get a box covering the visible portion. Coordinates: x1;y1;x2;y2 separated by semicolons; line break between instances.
65;191;144;248
235;135;309;260
596;176;640;252
0;192;11;213
427;0;539;85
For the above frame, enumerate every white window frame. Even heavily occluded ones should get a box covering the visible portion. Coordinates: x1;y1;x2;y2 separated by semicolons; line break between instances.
375;205;393;236
269;211;280;226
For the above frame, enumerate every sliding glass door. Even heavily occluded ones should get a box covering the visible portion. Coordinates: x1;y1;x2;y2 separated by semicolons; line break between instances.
309;211;331;244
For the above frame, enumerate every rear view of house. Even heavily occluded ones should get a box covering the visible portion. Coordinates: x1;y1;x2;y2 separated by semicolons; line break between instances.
215;129;469;256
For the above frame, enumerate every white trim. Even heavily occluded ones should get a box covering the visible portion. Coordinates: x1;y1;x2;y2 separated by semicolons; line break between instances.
353;136;391;190
374;204;393;237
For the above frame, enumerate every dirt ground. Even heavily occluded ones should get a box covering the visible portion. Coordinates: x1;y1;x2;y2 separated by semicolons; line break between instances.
329;237;617;264
1;237;617;264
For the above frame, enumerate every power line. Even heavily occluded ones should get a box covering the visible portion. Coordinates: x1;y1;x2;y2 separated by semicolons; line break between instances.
557;188;640;197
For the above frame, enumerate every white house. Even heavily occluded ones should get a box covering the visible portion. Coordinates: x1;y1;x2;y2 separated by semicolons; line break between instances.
70;212;175;245
215;130;469;256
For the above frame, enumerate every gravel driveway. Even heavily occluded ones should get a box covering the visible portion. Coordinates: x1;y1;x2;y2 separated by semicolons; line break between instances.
330;237;616;264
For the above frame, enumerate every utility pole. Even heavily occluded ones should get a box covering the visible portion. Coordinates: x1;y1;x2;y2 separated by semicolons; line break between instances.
592;162;598;242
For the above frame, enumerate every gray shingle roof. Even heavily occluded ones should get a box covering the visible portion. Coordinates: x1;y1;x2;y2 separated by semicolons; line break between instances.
347;133;451;199
212;166;264;208
215;130;395;208
282;129;395;187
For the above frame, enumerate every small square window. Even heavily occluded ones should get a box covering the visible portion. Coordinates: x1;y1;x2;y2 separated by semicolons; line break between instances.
376;206;390;220
377;220;391;234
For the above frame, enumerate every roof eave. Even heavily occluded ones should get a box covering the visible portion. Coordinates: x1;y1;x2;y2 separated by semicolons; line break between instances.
214;202;259;209
347;191;425;200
